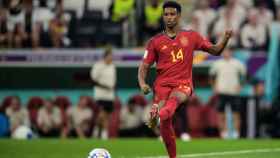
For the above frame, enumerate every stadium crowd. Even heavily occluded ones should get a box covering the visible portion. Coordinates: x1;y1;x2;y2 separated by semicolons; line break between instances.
0;0;279;49
0;0;280;139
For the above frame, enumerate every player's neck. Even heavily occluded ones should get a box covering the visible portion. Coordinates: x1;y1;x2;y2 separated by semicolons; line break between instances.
164;26;180;38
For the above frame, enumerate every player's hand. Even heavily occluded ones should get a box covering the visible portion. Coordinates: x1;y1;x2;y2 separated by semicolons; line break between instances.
225;29;233;39
140;83;151;95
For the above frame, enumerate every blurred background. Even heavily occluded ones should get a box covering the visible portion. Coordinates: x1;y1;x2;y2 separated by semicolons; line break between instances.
0;0;280;140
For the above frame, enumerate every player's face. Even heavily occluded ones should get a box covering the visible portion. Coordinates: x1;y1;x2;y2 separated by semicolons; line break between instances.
163;8;180;28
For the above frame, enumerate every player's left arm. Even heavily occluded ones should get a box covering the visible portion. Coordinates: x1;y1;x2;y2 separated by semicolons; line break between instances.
205;30;233;56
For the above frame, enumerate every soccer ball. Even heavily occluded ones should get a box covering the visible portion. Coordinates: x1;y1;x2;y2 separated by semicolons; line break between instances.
88;148;111;158
11;125;34;140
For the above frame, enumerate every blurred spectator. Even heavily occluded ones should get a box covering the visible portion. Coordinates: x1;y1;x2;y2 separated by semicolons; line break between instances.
210;48;246;139
111;0;136;47
218;0;246;26
240;9;267;50
277;7;280;22
49;6;68;48
62;0;85;19
119;98;143;137
31;0;54;48
91;47;116;139
183;14;203;37
111;0;135;22
65;96;93;138
191;0;216;37
0;8;8;47
88;0;112;19
257;1;274;27
238;0;254;9
37;98;62;137
7;0;28;48
5;96;30;134
213;0;246;47
143;0;162;40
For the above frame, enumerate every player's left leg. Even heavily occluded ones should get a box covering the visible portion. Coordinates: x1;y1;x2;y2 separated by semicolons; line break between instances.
159;86;191;121
159;86;192;158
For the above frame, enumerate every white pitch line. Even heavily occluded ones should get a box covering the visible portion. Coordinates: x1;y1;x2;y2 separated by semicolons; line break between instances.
137;148;280;158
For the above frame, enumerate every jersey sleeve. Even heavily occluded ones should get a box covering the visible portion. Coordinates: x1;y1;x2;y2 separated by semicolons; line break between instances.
143;39;157;65
194;31;213;51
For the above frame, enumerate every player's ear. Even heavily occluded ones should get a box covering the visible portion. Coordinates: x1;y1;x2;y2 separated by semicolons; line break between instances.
177;12;181;18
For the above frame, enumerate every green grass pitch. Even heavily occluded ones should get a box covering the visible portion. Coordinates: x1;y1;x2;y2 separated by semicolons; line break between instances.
0;139;280;158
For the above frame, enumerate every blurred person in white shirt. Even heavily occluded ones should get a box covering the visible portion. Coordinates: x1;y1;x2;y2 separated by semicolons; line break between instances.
119;98;143;137
88;0;112;19
183;13;201;33
192;0;216;37
218;0;246;24
210;48;246;139
62;0;85;19
65;96;93;138
31;0;54;48
238;0;254;9
257;1;274;27
37;98;62;137
91;47;116;139
213;7;241;47
213;0;245;48
5;96;30;134
241;9;267;50
7;0;28;48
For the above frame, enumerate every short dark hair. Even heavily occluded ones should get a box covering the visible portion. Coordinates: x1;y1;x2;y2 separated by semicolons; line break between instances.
163;1;181;14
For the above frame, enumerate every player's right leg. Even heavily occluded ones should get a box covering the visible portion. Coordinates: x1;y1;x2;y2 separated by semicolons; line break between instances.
147;100;165;129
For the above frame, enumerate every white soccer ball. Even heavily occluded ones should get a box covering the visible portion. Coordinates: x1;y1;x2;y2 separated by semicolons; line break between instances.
12;126;34;140
88;148;111;158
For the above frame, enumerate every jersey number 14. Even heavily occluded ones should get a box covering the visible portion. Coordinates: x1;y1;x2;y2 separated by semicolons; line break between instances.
171;49;183;62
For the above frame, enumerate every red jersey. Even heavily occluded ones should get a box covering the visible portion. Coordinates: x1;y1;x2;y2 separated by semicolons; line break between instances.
143;30;212;89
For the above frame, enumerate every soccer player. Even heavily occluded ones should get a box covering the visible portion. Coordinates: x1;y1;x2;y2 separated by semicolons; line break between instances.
137;1;232;158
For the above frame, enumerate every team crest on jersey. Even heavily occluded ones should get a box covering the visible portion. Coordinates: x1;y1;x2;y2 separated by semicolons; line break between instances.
161;45;167;50
180;37;188;46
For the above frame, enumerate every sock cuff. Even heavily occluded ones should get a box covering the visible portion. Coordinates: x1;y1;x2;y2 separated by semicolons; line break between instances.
169;96;179;104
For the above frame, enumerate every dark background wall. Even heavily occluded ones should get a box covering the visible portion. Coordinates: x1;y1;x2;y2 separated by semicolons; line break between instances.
0;67;209;89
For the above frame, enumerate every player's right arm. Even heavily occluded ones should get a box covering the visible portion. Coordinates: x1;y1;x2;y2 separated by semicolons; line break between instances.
138;39;157;95
138;62;152;94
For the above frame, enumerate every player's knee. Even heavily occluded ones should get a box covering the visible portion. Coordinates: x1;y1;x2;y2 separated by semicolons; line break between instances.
159;108;170;121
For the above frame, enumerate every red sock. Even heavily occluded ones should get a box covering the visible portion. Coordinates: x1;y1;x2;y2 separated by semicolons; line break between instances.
159;97;179;121
160;118;176;158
